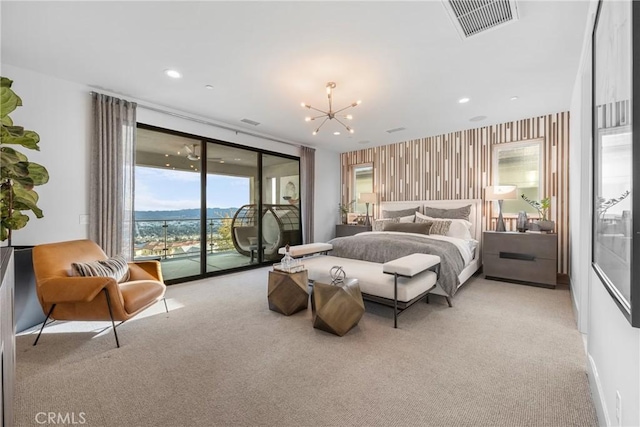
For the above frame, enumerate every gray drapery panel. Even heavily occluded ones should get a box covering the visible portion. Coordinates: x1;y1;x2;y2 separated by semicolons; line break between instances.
90;94;136;259
300;146;315;243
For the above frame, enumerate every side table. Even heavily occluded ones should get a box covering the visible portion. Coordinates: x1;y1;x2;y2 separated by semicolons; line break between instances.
311;278;364;336
267;270;309;315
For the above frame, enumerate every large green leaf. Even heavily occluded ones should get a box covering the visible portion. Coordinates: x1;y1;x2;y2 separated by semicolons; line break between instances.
0;225;8;242
0;83;21;119
5;210;29;230
1;116;13;126
13;186;43;218
0;125;39;150
27;162;49;185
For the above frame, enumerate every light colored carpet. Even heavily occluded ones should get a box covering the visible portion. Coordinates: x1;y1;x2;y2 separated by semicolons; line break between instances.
14;268;598;427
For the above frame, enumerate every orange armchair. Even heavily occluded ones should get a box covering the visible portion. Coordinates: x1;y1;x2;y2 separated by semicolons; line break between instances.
32;239;167;347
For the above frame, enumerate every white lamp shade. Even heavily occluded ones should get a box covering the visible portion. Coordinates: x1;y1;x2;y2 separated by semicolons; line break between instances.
359;192;377;204
485;185;517;201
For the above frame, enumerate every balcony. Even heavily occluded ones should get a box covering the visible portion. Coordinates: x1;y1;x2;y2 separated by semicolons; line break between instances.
134;217;255;281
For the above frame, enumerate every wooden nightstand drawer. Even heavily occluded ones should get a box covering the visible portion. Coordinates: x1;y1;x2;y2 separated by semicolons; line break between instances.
484;232;556;259
483;254;557;286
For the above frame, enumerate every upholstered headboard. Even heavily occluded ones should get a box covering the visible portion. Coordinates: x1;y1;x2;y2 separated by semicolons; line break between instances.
379;199;483;243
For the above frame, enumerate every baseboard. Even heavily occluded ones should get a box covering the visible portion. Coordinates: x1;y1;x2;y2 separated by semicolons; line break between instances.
570;276;580;325
588;353;609;426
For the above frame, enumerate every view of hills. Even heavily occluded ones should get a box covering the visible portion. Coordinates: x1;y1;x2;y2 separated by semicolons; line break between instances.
134;208;239;220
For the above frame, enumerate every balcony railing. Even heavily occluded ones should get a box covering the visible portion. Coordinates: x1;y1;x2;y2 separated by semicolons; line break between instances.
133;217;235;260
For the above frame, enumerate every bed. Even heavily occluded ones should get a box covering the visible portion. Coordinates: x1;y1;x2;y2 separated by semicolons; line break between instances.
326;199;483;299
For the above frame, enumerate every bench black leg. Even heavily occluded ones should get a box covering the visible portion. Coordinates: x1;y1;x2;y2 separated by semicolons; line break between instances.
394;273;398;328
445;296;453;308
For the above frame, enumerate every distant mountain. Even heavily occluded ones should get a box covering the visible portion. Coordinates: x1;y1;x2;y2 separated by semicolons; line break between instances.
135;208;239;220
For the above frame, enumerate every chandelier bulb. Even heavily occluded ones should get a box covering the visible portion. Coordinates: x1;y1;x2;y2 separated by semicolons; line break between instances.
345;114;353;120
312;130;318;136
301;102;307;108
357;100;362;105
348;127;354;134
305;117;311;122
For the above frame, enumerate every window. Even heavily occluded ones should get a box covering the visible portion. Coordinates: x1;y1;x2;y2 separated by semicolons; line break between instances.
134;124;301;283
351;163;373;214
492;140;543;215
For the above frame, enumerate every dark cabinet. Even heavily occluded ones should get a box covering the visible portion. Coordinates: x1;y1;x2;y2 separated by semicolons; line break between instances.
483;231;557;288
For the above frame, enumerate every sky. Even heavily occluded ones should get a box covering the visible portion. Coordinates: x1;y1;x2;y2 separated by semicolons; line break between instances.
135;166;250;211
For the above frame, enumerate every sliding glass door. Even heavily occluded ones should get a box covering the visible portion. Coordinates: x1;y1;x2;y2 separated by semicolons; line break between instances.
205;143;258;273
134;124;301;283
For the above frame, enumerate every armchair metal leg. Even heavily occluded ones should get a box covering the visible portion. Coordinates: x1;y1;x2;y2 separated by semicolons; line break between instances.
33;304;56;346
162;297;169;313
103;288;120;348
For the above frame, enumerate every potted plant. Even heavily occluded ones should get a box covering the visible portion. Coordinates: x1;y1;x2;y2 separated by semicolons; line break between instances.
338;200;355;225
1;76;50;332
1;77;49;244
521;195;554;231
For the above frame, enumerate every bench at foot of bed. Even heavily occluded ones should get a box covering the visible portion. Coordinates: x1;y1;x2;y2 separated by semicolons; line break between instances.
303;253;442;328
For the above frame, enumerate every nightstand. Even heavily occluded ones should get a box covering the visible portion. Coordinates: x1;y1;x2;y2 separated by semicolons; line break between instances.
335;224;372;238
483;231;557;288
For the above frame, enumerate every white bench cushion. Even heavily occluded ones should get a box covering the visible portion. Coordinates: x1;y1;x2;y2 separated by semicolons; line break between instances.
278;243;333;257
382;253;440;277
304;256;436;302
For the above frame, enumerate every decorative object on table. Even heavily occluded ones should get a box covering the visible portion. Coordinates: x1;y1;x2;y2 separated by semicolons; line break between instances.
273;246;304;273
521;195;554;232
301;82;361;135
268;269;309;316
311;278;364;337
330;265;346;285
516;211;528;232
338;200;355;225
0;77;50;244
358;192;377;226
485;185;517;232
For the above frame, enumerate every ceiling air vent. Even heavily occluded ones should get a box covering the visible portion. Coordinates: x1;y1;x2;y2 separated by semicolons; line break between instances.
386;127;406;134
442;0;519;39
240;118;260;126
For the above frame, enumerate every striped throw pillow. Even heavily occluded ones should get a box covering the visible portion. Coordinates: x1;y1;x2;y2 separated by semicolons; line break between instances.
72;255;130;283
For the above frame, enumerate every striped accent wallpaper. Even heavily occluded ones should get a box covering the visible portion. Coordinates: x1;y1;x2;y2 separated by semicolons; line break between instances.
341;111;571;275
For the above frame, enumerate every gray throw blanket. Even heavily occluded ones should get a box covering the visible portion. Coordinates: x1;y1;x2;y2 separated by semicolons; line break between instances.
327;233;465;296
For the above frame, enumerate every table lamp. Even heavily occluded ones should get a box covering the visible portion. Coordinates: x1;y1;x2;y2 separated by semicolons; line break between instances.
485;185;517;232
359;192;377;226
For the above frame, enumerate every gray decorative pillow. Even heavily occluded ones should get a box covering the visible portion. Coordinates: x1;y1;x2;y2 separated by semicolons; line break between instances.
383;222;431;235
72;255;130;283
381;207;420;219
427;220;452;236
373;217;399;231
423;204;471;220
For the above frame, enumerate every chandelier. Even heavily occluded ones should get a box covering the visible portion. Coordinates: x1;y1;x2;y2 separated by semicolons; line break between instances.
301;82;361;135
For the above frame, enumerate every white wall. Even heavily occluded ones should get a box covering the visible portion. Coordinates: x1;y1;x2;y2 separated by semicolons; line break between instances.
2;64;340;247
569;2;640;426
3;64;92;245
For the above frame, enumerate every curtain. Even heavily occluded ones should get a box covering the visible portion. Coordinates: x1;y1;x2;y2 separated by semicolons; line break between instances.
300;146;315;243
90;94;136;259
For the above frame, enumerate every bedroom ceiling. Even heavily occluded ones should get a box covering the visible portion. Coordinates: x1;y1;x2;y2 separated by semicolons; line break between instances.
0;1;589;153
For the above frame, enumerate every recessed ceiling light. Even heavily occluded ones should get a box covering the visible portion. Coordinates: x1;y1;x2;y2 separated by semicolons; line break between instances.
190;165;194;168
458;97;470;104
469;115;487;122
205;85;214;90
165;154;169;157
165;163;170;167
334;131;341;135
220;160;225;164
510;96;519;101
164;69;182;79
234;158;242;161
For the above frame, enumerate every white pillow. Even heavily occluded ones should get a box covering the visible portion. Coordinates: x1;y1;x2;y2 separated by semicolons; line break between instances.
416;212;472;240
398;215;415;223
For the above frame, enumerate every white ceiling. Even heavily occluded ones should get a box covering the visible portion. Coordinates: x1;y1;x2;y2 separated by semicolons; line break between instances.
1;1;589;153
